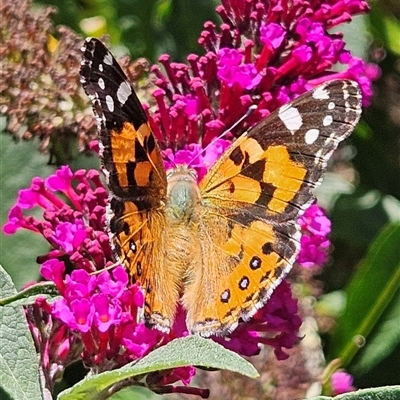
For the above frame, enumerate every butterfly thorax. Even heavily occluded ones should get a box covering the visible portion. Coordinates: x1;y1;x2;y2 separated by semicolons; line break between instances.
165;165;201;223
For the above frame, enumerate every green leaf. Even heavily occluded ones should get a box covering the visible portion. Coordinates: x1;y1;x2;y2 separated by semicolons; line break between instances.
0;264;42;400
309;385;400;400
330;189;400;247
58;335;259;400
327;223;400;368
335;14;370;60
109;386;160;400
351;288;400;376
369;5;400;56
0;133;53;290
0;282;59;307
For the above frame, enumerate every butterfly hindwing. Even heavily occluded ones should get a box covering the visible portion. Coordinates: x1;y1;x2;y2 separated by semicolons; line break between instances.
183;211;301;335
187;80;362;335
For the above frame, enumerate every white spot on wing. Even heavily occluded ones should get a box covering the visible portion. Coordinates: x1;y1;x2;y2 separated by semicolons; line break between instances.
117;81;132;105
98;77;105;90
328;101;335;110
278;104;303;133
105;95;114;112
99;64;104;72
104;52;113;65
313;85;330;100
323;115;333;126
305;129;320;144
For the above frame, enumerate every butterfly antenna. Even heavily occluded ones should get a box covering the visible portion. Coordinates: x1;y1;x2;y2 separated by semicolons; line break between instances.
162;150;177;169
188;105;257;168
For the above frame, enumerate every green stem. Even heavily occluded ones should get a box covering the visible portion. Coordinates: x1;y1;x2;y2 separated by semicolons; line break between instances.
340;259;400;367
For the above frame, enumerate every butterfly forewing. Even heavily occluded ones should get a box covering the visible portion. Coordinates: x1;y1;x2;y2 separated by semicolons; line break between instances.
81;38;181;332
80;38;166;203
200;80;362;222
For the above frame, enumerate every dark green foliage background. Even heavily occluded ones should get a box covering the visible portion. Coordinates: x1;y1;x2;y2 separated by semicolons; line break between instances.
1;0;399;396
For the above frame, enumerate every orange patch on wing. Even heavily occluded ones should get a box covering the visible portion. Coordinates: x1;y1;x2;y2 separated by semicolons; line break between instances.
238;137;264;163
110;123;137;188
212;219;283;327
220;175;262;203
134;162;152;187
222;220;279;283
110;122;159;189
136;123;152;141
110;124;138;163
199;137;263;192
263;146;306;213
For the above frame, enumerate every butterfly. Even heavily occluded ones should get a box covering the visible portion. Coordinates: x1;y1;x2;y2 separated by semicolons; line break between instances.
80;38;362;337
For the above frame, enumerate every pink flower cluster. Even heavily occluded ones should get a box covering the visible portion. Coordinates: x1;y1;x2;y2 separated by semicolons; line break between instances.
331;371;355;395
45;264;157;362
3;165;300;392
148;0;378;152
297;204;332;267
5;166;197;392
4;166;110;271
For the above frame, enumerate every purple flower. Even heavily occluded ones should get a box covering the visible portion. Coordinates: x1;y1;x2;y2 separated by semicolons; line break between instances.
154;365;196;386
2;165;180;376
148;0;376;152
3;205;33;234
217;48;262;90
40;259;66;290
331;371;355;395
52;220;88;253
92;293;122;332
97;267;129;298
69;298;95;333
122;323;161;359
4;166;111;271
298;235;330;267
49;262;170;365
163;139;231;181
299;204;332;236
297;205;332;268
45;165;73;190
260;23;285;49
52;298;76;327
64;269;97;300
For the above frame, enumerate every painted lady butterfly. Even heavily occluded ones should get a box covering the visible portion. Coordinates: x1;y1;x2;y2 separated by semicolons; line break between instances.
80;38;362;337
